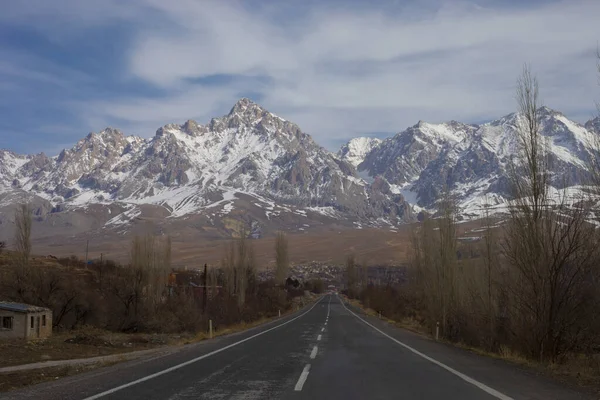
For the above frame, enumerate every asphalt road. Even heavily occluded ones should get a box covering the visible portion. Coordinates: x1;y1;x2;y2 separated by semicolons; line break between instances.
3;294;597;400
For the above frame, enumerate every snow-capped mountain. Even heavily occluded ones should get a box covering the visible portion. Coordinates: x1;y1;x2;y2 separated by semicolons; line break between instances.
1;100;598;244
337;137;382;168
0;99;412;241
349;107;599;217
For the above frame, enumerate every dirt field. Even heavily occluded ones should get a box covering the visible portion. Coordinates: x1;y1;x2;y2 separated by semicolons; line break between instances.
21;217;500;269
30;226;415;268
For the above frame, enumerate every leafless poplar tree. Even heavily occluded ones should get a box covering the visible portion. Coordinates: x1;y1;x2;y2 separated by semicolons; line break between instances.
345;254;357;296
14;203;32;269
503;65;599;361
480;196;499;349
275;231;289;285
436;188;458;338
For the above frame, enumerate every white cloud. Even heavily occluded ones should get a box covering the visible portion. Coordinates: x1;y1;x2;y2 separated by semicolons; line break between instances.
3;0;600;151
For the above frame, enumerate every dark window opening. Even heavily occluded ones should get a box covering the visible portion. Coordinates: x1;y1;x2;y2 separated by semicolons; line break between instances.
1;316;13;330
30;316;34;329
42;315;46;326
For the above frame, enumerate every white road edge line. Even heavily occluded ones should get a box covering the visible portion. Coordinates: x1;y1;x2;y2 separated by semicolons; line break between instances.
294;364;311;391
82;296;326;400
310;345;318;359
317;334;322;341
340;299;514;400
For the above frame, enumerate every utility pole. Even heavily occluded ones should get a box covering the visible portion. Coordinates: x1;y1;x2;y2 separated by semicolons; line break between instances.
203;263;208;313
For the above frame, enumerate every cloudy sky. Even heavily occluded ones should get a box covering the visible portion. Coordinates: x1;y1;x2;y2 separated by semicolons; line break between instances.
0;0;598;154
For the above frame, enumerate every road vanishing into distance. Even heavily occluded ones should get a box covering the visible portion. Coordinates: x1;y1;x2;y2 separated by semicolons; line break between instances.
4;295;596;400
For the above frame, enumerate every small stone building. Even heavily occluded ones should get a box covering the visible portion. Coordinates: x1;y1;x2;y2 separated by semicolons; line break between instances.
0;302;52;340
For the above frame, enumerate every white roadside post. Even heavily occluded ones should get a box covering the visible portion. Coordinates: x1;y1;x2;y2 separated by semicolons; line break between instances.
209;320;213;339
436;321;440;341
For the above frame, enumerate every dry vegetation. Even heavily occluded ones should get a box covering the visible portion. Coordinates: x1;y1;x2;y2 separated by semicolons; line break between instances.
0;327;176;368
0;364;107;392
0;212;312;374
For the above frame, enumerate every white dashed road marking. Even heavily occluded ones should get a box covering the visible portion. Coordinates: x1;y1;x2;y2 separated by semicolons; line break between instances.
82;297;326;400
310;345;318;359
294;364;311;391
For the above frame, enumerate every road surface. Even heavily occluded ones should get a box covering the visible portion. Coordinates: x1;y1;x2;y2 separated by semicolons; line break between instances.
3;294;596;400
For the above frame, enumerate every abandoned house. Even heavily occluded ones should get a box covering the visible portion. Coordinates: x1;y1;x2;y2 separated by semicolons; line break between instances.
0;302;52;340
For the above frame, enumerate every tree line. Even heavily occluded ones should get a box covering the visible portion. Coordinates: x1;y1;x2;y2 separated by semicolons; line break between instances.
0;207;311;334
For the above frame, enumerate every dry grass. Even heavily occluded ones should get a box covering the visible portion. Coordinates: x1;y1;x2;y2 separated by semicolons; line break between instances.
0;363;103;392
183;294;319;345
452;342;600;392
346;297;429;336
0;326;185;368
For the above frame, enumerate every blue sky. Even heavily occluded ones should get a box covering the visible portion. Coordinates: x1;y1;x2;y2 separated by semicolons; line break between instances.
0;0;598;155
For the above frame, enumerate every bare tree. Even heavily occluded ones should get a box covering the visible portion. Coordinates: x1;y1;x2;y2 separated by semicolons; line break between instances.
222;241;236;296
480;196;499;349
360;262;369;289
221;229;256;308
504;64;549;359
208;265;218;300
235;233;248;307
503;65;600;361
14;203;32;268
345;254;357;297
274;231;289;285
126;230;173;327
436;187;458;338
512;64;549;220
410;213;440;332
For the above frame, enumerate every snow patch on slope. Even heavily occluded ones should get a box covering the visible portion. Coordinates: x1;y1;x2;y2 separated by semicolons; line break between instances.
337;137;382;167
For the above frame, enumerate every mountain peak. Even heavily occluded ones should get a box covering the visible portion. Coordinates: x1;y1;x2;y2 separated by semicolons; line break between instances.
100;127;125;139
85;127;124;141
229;98;264;116
538;106;562;118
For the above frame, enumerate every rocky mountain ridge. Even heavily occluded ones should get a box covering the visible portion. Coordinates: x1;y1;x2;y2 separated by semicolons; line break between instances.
1;100;598;243
351;107;599;217
0;99;412;242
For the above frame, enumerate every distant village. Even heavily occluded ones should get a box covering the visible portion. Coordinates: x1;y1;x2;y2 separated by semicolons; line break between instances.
167;261;408;298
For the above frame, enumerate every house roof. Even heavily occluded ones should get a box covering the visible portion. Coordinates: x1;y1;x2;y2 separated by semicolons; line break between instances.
0;302;51;313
